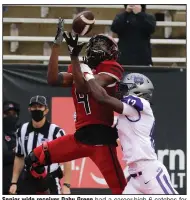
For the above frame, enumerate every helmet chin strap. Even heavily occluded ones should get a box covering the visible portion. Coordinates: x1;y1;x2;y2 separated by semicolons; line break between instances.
128;91;143;98
135;93;143;98
133;92;152;102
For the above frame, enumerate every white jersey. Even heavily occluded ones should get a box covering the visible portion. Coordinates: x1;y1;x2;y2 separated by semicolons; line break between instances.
117;95;157;167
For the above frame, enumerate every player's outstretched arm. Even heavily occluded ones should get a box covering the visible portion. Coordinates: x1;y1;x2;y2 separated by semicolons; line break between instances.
48;44;73;87
86;75;123;114
83;68;137;116
71;56;90;93
63;32;89;93
47;18;73;87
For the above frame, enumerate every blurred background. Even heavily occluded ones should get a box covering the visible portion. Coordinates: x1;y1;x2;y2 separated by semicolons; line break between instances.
2;4;186;195
3;4;186;66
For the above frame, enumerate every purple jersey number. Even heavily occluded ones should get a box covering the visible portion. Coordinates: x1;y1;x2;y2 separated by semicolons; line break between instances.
122;95;143;112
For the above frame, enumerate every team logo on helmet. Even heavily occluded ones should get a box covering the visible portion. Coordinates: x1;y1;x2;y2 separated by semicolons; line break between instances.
133;76;144;85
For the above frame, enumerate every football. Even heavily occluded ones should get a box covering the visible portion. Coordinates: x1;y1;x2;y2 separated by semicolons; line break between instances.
72;11;95;36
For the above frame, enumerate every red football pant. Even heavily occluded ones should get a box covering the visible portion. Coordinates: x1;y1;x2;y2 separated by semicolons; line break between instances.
33;134;127;194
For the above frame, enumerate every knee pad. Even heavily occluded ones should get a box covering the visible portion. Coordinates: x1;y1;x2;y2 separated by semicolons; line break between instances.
25;151;41;169
30;166;47;179
25;142;51;169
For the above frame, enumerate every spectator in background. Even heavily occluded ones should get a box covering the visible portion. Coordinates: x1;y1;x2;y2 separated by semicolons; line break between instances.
111;5;156;66
3;101;20;194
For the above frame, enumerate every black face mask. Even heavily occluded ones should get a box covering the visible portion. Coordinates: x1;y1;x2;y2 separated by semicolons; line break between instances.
31;110;45;122
3;115;18;133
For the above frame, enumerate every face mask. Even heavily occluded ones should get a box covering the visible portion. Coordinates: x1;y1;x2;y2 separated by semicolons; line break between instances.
3;115;18;133
31;110;45;122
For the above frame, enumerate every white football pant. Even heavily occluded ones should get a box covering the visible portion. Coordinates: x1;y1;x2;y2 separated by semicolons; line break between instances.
123;160;178;194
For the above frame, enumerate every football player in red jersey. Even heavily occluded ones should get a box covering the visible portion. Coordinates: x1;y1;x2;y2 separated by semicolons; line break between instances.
25;19;127;194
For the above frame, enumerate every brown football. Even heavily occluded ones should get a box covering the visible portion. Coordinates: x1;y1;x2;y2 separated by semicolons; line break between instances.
72;11;95;36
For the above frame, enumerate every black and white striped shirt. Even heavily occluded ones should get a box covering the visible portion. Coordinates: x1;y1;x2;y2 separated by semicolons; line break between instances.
16;120;65;173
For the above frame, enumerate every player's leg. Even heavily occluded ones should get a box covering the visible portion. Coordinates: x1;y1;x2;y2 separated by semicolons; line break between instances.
33;134;92;164
138;161;178;194
122;178;143;194
90;145;127;194
149;164;178;194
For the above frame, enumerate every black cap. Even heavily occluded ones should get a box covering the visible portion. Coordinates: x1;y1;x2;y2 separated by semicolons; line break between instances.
29;95;48;107
3;101;20;114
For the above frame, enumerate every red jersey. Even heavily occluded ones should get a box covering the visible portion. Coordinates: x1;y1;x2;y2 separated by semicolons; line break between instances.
67;60;124;130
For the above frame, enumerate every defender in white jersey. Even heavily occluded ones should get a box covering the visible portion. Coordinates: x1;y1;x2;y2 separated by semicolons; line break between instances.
82;68;178;194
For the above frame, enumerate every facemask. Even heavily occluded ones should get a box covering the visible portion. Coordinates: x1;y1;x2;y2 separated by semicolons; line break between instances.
31;110;45;122
3;115;18;133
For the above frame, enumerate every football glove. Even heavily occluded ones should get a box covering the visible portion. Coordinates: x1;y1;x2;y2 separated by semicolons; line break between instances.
63;31;85;57
54;18;65;45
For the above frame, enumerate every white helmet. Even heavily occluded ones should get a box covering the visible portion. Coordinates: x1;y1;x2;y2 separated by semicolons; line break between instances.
119;73;154;101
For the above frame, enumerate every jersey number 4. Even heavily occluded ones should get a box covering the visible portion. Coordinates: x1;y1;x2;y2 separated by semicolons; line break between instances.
76;92;91;115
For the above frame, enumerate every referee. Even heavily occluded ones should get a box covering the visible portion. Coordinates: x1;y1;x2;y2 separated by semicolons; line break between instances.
9;95;71;195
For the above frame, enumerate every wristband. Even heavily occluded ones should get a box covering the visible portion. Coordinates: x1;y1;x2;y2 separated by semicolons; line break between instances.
84;73;95;81
11;182;17;185
63;183;71;188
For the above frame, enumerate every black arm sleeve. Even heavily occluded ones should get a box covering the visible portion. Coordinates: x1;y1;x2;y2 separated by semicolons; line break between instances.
136;12;156;34
111;12;129;35
3;139;15;165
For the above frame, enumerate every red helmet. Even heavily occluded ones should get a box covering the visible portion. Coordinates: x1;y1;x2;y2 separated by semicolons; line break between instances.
83;34;119;68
